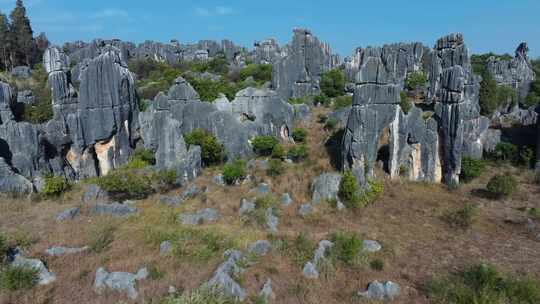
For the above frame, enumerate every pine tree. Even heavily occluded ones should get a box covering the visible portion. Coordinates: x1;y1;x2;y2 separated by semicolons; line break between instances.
0;12;10;70
9;0;34;66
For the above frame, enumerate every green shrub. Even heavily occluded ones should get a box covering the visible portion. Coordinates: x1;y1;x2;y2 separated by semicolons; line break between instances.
238;64;272;83
184;75;244;102
171;228;235;263
314;94;331;107
329;231;363;266
317;114;328;124
518;146;535;168
492;142;518;163
254;195;276;210
252;136;279;156
444;203;479;229
427;263;540;304
524;78;540;108
486;174;518;199
267;159;284;177
333;95;353;109
277;233;316;266
405;71;427;90
324;118;338;131
528;208;540;221
292;128;308;143
222;159;246;185
0;232;7;264
89;222;116;253
288;97;308;105
320;69;345;98
18;64;53;124
131;149;156;166
370;259;385;271
185;129;224;166
460;157;486;183
153;169;179;191
0;265;39;291
399;91;413;114
338;170;360;208
271;144;285;159
479;72;499;115
96;170;153;200
287;145;308;162
41;175;70;197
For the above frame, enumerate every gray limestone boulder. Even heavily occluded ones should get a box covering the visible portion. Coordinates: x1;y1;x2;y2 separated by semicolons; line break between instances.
0;81;14;123
362;240;382;253
299;204;314;217
248;240;272;256
0;157;34;194
12;253;56;285
239;198;256;215
358;281;401;301
16;90;34;105
265;208;279;232
311;173;342;204
303;262;319;279
259;279;275;301
302;240;334;279
94;267;148;300
90;203;138;217
281;193;292;206
250;183;270;196
55;207;81;221
206;250;246;301
45;246;88;256
159;195;182;206
179;208;218;225
159;241;172;255
82;184;108;203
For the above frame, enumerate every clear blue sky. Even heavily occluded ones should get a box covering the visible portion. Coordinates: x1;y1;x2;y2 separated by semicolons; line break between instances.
1;0;539;58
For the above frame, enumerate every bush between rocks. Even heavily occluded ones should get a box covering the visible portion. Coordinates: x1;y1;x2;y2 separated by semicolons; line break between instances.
287;145;308;162
292;128;308;143
328;231;363;266
460;157;486;183
252;136;279;156
267;159;284;177
185;129;225;166
42;175;70;197
222;159;247;185
0;265;39;292
486;174;518;199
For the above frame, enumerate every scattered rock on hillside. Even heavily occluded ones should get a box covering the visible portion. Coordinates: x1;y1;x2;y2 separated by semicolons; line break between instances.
179;184;201;202
82;184;108;203
178;208;218;225
259;279;276;301
213;174;226;186
56;207;81;221
11;251;56;285
45;246;89;256
206;250;246;301
250;183;270;196
160;241;172;255
265;208;279;232
94;267;148;300
302;240;334;279
90;203;138;217
10;66;32;78
160;195;182;206
311;173;342;204
299;203;314;217
248;240;272;256
358;280;401;301
362;240;382;253
281;193;292;206
239;198;256;215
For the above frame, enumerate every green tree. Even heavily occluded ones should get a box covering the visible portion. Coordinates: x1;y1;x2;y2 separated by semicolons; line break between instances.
184;129;224;166
0;12;10;70
9;0;34;66
479;72;498;115
339;170;360;208
399;92;412;114
405;71;427;90
320;69;345;98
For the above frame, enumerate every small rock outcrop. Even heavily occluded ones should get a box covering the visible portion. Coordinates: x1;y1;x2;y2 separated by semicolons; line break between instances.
206;250;246;301
311;173;341;204
178;208;219;225
11;251;56;285
45;246;88;256
90;203;138;217
94;267;148;300
248;240;272;256
302;240;333;279
55;207;81;221
358;280;401;301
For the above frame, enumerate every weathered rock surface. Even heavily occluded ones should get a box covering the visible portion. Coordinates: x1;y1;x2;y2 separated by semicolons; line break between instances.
178;208;218;225
10;66;32;78
265;208;279;232
272;29;339;99
94;267;148;300
358;280;401;301
342;33;491;186
311;173;341;204
90;203;138;217
206;250;246;301
239;198;256;215
298;203;314;217
12;251;56;285
159;241;172;255
363;240;382;253
487;43;535;102
45;246;88;256
259;279;275;301
55;206;81;221
281;193;292;206
302;240;333;279
248;240;272;256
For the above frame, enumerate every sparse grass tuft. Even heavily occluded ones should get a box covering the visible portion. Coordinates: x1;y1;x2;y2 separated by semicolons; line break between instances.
444;203;479;229
162;286;238;304
427;263;540;304
370;259;385;271
170;228;237;263
89;222;116;253
328;231;363;266
277;233;316;266
0;265;39;291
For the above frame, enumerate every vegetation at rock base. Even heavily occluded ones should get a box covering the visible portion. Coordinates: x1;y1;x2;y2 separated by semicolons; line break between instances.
252;136;279;156
339;171;384;209
399;91;413;114
291;128;308;143
185;129;225;166
222;159;247;185
161;286;237;304
96;169;153;200
267;159;284;177
478;72;518;116
320;69;345;98
328;231;363;266
41;175;70;197
486;174;518;199
287;145;308;162
405;71;427;91
471;53;513;75
332;95;352;110
460;157;486;183
443;203;479;229
0;265;39;292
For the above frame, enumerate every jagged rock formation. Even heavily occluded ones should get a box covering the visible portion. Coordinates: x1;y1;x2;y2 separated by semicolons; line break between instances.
537;108;540;172
145;82;295;160
272;29;340;99
342;33;492;186
252;39;283;64
487;43;535;102
344;42;427;83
